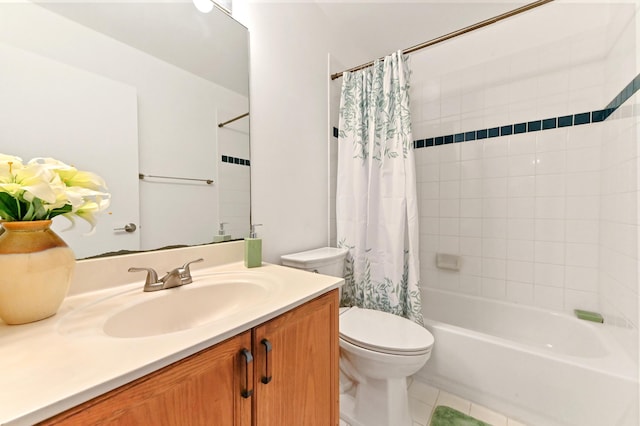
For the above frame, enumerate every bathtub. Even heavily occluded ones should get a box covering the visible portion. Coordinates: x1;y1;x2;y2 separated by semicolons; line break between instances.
416;288;638;426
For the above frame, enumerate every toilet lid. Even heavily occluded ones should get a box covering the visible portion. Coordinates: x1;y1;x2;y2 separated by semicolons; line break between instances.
339;307;434;355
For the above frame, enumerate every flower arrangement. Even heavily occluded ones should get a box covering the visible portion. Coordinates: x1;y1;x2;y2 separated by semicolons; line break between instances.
0;154;110;231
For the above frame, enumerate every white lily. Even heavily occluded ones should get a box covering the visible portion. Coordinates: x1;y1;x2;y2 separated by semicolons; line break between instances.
29;158;108;192
19;166;64;205
60;192;111;235
0;154;24;174
0;153;110;228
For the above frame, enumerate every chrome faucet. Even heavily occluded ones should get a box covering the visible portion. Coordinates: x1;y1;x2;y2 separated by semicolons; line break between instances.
128;258;204;292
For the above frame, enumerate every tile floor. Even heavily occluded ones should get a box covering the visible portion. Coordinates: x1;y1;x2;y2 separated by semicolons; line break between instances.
339;378;528;426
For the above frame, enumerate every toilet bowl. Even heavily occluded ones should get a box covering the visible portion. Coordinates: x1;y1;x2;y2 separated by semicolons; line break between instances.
281;247;435;426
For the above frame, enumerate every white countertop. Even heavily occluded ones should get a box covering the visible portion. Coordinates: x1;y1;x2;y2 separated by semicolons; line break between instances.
0;261;343;425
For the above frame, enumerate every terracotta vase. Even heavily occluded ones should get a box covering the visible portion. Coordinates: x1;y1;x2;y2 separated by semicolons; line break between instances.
0;220;75;325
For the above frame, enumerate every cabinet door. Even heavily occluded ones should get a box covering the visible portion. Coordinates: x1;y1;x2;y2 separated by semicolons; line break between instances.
253;290;339;426
41;331;253;426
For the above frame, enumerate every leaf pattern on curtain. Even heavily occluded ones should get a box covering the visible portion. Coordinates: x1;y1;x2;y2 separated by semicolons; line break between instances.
336;51;424;325
338;54;414;164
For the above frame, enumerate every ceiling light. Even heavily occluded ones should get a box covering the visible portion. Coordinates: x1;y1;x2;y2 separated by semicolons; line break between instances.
192;0;214;13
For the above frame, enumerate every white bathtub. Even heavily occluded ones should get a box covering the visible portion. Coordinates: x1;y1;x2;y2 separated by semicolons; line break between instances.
416;288;639;426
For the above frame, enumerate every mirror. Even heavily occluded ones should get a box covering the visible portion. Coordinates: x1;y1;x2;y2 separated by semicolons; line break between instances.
0;0;250;259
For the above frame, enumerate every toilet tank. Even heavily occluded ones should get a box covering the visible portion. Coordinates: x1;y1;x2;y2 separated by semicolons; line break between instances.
280;247;348;278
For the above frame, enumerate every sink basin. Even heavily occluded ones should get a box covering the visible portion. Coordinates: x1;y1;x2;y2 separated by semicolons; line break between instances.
104;280;269;338
57;272;282;338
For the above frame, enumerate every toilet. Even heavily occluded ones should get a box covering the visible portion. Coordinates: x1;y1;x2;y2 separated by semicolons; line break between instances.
281;247;434;426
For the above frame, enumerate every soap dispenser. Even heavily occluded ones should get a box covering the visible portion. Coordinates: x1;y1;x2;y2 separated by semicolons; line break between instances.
244;224;262;268
213;222;231;243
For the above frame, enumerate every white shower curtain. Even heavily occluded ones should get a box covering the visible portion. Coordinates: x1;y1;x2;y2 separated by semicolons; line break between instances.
336;50;423;325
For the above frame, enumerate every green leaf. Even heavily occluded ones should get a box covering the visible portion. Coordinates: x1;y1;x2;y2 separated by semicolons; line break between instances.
48;204;72;219
0;193;21;220
22;202;36;221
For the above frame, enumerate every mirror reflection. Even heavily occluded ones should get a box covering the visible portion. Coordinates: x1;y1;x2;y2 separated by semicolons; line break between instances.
0;0;250;259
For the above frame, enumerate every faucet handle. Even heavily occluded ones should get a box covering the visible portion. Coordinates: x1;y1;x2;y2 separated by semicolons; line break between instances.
128;267;162;291
179;258;204;284
160;268;183;289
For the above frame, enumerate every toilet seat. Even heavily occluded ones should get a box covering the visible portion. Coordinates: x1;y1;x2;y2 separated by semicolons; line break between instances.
339;307;434;356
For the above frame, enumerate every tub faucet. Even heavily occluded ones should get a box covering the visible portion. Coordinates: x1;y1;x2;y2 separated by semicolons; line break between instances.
128;258;204;292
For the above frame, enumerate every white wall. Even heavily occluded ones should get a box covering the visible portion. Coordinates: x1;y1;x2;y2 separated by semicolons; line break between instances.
328;55;345;248
247;3;367;263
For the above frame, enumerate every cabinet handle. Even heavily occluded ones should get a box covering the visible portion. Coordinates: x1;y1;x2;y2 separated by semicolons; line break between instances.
240;348;253;398
260;338;272;384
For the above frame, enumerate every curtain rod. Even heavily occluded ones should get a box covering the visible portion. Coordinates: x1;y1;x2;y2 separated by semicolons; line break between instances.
330;0;554;81
218;112;249;128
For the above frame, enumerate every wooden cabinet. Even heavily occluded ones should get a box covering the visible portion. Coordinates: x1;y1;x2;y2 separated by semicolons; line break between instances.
253;290;339;425
41;331;253;426
40;290;338;426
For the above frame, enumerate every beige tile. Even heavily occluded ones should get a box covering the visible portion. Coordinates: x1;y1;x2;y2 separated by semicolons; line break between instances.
409;397;433;426
408;379;440;406
507;418;529;426
470;403;507;426
339;420;350;426
435;391;471;414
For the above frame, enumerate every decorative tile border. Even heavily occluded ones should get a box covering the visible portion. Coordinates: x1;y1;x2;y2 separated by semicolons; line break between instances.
221;155;250;166
331;73;640;147
605;73;640;112
412;72;640;149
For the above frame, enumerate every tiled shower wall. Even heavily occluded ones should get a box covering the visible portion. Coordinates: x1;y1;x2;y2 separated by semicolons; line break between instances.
415;124;603;311
599;1;640;360
600;91;639;361
218;110;251;240
329;1;639;357
411;1;614;312
409;1;639;358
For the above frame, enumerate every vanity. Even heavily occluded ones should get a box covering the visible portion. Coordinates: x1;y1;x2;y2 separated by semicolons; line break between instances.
0;241;342;425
